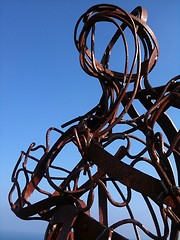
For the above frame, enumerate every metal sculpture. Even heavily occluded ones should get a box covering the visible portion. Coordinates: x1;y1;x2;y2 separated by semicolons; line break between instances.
9;4;180;240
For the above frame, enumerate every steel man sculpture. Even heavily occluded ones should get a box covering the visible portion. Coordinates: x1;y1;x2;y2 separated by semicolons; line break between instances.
9;4;180;240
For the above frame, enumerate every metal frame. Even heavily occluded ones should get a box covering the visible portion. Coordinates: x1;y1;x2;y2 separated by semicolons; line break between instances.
9;4;180;239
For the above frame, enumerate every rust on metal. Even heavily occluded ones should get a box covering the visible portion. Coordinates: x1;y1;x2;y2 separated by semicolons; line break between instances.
9;4;179;240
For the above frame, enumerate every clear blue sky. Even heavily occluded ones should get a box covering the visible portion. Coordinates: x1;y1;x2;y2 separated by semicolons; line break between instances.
0;0;179;239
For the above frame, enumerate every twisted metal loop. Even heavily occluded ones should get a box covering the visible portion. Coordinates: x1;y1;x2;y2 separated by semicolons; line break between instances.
74;4;159;81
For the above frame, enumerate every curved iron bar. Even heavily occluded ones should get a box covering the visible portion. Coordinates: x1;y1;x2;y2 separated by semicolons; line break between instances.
9;4;179;240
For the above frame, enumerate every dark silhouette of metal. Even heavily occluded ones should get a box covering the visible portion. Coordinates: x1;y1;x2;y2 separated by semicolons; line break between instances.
9;4;180;240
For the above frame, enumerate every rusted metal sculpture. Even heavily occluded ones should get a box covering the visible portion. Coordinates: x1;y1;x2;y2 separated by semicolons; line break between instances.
9;4;180;240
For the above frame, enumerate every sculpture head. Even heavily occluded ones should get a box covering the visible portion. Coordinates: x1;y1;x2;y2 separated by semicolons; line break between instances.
74;4;159;85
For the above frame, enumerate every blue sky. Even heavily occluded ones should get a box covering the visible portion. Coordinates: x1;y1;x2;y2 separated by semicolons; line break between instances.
0;0;179;239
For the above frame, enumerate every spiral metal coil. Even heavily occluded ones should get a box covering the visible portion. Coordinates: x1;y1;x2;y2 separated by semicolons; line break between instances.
9;4;180;240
